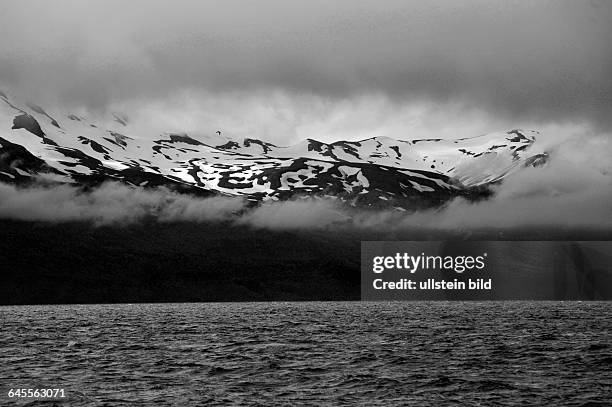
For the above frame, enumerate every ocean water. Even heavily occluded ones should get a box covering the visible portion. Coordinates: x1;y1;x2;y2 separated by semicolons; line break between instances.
1;302;611;406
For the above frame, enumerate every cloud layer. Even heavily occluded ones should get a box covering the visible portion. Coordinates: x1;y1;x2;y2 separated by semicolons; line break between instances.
1;0;611;142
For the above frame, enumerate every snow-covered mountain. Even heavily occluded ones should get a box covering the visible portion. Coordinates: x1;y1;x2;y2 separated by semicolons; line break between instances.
0;91;547;209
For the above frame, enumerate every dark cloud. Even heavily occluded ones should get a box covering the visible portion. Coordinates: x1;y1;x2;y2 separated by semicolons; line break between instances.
0;0;611;130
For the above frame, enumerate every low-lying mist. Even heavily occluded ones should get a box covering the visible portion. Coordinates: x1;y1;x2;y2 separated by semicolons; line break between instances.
0;182;244;225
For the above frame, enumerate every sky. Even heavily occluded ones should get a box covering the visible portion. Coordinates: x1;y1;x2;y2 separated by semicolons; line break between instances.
0;0;610;230
0;0;611;144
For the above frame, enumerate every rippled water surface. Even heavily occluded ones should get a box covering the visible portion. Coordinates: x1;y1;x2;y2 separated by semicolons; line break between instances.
1;302;611;406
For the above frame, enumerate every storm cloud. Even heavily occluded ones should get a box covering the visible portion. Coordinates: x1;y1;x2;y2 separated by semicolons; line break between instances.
1;0;611;141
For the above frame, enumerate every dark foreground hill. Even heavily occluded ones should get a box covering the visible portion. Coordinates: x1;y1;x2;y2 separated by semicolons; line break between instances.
0;221;361;304
1;220;611;304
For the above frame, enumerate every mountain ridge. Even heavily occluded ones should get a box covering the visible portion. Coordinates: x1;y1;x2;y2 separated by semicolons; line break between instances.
0;91;547;210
